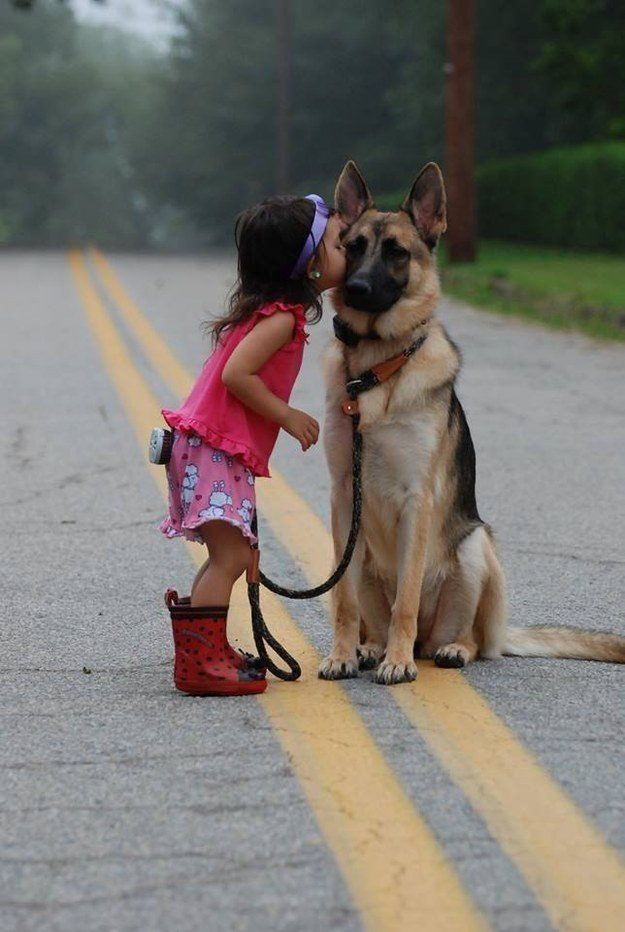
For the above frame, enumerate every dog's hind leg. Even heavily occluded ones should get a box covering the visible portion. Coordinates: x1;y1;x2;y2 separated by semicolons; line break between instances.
422;527;489;669
357;565;390;670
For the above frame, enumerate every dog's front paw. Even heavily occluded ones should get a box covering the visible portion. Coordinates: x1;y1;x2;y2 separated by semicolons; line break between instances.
357;642;384;670
434;644;469;668
318;655;359;680
374;658;417;685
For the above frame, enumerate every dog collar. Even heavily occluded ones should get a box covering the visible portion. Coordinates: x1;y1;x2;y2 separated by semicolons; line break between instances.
333;315;382;346
341;333;428;417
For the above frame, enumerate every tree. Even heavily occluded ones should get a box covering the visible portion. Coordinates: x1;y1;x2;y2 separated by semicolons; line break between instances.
0;1;95;241
145;0;445;240
475;0;551;161
275;0;291;192
534;0;625;141
0;1;162;246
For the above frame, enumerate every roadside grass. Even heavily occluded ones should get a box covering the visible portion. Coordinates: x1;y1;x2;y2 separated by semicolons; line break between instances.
439;241;625;342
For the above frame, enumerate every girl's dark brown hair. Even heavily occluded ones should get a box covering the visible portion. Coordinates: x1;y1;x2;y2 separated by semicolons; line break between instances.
206;195;329;346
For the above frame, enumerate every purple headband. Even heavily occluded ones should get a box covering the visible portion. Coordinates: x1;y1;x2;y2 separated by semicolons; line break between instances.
290;194;330;279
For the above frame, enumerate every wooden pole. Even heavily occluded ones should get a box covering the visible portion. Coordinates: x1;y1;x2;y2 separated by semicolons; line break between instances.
445;0;476;263
275;0;291;194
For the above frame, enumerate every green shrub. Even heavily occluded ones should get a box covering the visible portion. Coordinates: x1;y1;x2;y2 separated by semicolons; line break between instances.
477;143;625;253
377;143;625;253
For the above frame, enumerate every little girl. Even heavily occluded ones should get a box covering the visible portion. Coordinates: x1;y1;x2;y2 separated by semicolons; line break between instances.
159;193;346;697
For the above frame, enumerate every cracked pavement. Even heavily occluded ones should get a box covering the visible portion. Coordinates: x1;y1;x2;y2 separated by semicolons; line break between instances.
2;251;624;931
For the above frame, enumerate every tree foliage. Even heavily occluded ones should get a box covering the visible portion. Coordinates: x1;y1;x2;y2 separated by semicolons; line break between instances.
534;0;625;140
0;2;94;242
139;0;445;240
2;0;625;247
0;0;167;246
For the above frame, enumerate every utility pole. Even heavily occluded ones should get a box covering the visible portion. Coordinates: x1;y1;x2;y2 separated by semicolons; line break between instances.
275;0;291;194
445;0;476;262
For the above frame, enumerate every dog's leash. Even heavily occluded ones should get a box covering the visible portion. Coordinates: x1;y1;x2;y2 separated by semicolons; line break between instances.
246;415;362;680
246;321;428;681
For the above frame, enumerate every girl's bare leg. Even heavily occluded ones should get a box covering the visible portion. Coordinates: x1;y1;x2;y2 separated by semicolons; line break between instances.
190;555;211;601
190;520;252;607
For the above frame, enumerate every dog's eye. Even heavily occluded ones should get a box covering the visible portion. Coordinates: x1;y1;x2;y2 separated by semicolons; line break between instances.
383;239;410;260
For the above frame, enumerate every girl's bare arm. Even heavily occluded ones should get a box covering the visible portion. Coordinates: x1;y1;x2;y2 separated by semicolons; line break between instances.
222;312;319;450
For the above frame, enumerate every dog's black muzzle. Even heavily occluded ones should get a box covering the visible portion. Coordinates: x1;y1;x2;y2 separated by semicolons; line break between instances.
343;275;403;314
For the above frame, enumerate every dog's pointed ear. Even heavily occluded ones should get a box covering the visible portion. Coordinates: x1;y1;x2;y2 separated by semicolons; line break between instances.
400;162;447;249
335;160;375;225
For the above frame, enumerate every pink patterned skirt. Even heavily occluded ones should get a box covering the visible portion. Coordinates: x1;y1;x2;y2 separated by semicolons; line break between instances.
159;430;257;545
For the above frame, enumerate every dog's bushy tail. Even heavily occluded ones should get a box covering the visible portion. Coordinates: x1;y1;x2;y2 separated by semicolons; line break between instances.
503;627;625;664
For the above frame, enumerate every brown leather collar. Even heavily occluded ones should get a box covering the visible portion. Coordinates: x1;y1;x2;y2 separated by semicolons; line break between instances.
341;333;427;417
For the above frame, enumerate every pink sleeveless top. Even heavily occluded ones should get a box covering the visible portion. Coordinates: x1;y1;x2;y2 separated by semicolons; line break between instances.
161;300;309;478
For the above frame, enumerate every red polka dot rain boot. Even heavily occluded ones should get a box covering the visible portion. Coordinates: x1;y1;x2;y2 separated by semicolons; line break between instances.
165;590;267;696
164;589;266;675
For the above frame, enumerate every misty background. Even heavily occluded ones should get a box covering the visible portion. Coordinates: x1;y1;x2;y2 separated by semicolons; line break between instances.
2;0;624;251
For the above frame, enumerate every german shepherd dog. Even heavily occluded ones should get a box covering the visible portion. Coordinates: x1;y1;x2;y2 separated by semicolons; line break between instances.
319;160;625;684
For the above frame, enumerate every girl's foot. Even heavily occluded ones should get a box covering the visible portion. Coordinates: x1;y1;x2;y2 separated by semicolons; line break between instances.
164;589;266;674
165;591;267;697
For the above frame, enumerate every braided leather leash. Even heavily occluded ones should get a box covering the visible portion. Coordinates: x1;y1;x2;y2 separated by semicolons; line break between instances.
247;416;362;680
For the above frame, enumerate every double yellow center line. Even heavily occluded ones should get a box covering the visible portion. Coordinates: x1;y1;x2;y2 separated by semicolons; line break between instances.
69;247;625;931
69;248;485;931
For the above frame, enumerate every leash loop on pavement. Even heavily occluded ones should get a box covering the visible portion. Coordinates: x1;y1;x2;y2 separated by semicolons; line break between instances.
247;415;362;681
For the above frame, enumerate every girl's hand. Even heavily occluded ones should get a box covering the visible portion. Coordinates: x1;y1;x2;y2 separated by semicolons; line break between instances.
282;408;319;451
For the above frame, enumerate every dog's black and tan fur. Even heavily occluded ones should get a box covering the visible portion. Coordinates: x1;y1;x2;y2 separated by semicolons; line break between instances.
319;160;625;684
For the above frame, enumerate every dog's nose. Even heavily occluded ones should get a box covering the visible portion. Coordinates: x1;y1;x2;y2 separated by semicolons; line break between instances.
345;277;372;297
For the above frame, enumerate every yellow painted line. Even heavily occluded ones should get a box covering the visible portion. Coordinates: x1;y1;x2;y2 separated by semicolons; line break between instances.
249;420;625;932
89;247;191;395
87;246;625;931
70;248;485;932
399;670;625;932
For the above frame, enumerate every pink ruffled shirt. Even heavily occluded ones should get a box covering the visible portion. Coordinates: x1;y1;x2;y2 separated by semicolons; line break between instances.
162;300;309;478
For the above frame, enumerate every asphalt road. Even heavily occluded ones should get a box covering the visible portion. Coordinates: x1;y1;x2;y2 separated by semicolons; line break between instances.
2;250;624;932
